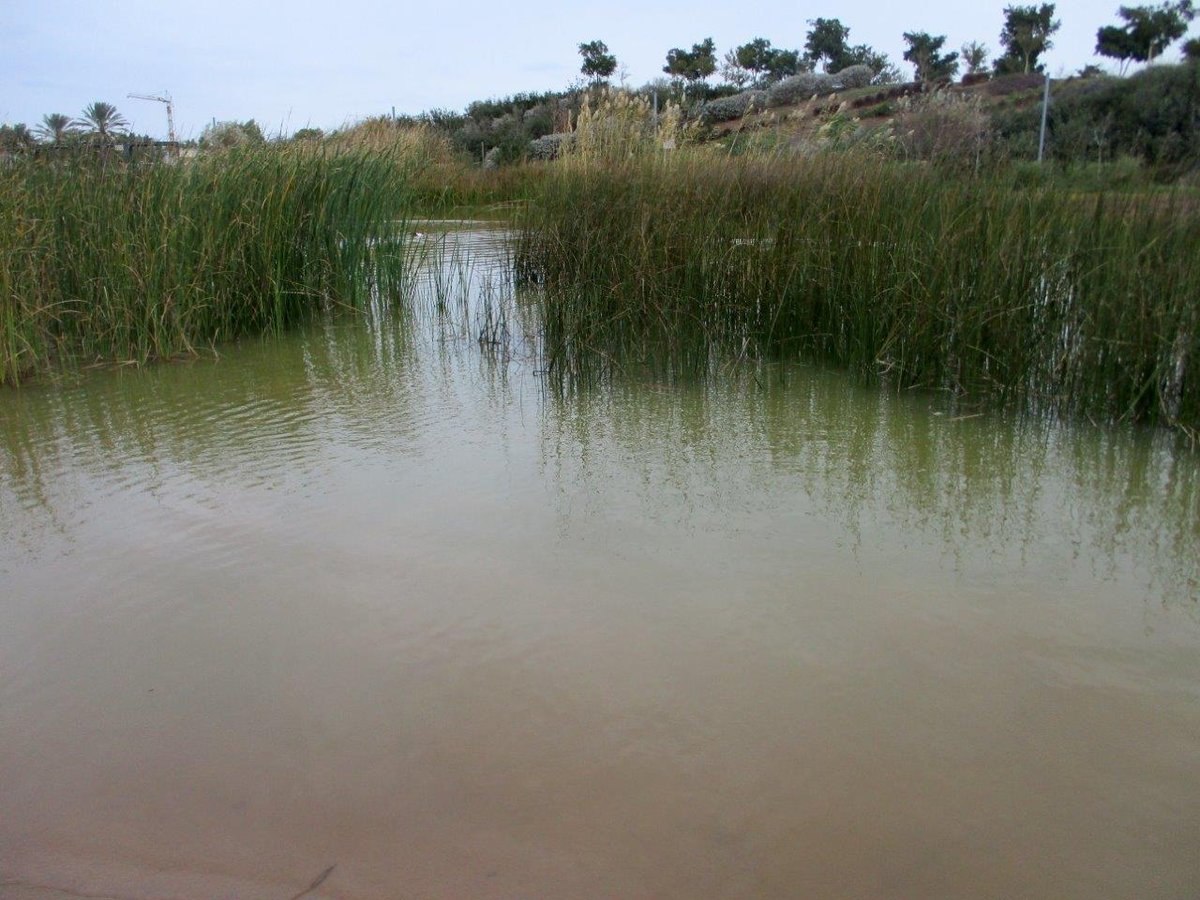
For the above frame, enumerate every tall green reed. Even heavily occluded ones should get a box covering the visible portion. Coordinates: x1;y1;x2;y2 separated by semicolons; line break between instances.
517;152;1200;429
0;145;419;383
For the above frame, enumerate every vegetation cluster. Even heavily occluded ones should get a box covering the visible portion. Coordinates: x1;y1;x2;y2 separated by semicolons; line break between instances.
4;3;1198;178
993;62;1200;170
0;148;416;383
1;2;1199;435
518;146;1200;429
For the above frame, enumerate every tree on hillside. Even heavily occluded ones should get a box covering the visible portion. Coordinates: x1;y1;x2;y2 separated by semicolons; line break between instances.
995;4;1061;74
847;45;902;83
579;40;618;83
720;49;755;87
74;101;128;144
201;119;265;148
734;37;775;75
1096;24;1141;72
0;123;35;153
764;48;804;81
803;18;898;82
242;119;266;143
1185;36;1200;59
35;113;76;144
805;18;852;71
663;38;718;95
727;37;805;85
903;32;960;81
961;41;990;74
1095;2;1195;72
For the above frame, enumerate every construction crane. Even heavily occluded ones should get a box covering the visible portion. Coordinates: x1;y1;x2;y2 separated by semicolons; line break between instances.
127;92;177;151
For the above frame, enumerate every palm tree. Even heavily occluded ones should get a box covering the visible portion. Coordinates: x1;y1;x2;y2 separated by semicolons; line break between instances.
36;113;76;144
74;101;129;144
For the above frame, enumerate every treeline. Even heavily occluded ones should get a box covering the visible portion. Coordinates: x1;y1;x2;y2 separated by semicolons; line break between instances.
400;1;1200;167
4;2;1198;171
0;99;270;154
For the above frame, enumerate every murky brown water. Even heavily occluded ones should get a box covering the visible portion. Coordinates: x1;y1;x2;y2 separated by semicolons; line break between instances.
2;231;1199;899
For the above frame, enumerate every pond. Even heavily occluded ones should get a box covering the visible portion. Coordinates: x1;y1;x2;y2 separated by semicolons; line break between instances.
2;229;1198;899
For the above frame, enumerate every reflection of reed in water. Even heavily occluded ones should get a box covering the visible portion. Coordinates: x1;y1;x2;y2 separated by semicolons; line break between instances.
0;308;421;551
537;365;1200;607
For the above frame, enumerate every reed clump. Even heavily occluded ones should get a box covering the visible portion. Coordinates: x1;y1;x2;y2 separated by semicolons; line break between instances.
566;88;688;162
0;146;418;383
517;151;1200;429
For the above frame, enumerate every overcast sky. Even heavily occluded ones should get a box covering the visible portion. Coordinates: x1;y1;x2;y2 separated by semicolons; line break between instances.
2;0;1192;139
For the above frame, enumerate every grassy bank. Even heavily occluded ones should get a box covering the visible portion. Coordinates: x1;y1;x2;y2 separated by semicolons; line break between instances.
328;117;548;217
0;147;419;384
518;152;1200;430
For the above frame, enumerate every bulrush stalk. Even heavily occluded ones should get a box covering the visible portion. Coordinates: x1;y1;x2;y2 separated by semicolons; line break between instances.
516;150;1200;430
0;145;419;383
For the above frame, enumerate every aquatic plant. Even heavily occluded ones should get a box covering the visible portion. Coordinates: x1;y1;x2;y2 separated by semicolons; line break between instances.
0;146;418;382
517;151;1200;430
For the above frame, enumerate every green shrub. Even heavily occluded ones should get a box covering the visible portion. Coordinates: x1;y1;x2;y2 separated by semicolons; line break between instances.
700;90;768;123
994;65;1200;172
